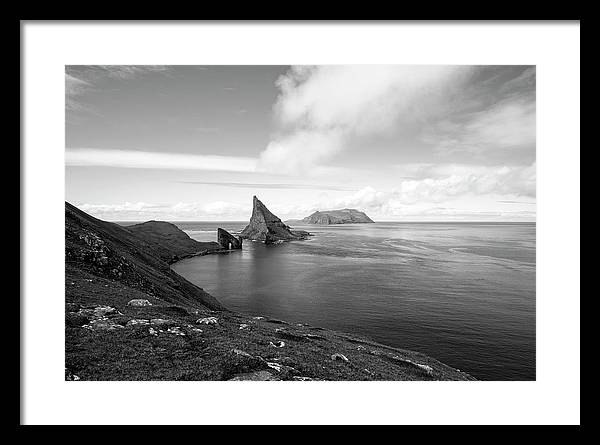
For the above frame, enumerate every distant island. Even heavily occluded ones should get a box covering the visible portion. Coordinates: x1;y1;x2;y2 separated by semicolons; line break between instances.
288;209;374;225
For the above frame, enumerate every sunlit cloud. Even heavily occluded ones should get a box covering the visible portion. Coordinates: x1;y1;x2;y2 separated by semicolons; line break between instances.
78;201;252;221
259;65;472;175
66;148;258;173
79;161;536;221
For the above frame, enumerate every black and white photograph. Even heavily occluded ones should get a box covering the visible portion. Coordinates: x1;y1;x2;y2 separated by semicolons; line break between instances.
64;65;536;382
21;21;580;426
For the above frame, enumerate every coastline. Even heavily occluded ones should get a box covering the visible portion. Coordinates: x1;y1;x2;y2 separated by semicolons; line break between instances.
165;238;475;381
166;246;237;264
65;202;475;381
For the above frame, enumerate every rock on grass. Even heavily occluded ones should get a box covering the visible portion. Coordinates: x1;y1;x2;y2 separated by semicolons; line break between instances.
127;299;152;307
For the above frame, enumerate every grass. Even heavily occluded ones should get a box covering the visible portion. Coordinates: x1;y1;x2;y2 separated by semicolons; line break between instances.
66;266;474;381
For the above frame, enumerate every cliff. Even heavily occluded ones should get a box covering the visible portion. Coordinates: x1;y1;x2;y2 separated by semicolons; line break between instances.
65;202;474;381
298;209;374;225
126;220;222;263
65;202;225;311
240;196;310;243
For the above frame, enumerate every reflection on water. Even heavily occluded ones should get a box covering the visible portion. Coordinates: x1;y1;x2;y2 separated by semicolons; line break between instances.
171;222;536;380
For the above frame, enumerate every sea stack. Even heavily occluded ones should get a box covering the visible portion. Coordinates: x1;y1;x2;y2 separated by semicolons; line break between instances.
217;228;242;250
240;196;310;244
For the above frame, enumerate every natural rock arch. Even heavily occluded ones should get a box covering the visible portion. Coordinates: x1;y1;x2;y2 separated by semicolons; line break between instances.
217;228;242;250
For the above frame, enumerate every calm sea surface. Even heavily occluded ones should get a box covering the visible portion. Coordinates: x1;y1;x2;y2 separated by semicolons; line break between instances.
168;221;535;380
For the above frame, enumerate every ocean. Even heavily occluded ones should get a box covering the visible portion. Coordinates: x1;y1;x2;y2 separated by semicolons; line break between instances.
169;221;535;381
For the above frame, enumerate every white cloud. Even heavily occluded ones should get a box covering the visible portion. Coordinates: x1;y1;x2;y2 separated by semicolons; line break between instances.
78;200;252;221
76;161;535;221
271;162;536;219
428;97;536;156
66;148;258;173
259;129;344;174
259;65;471;175
274;65;468;133
392;162;537;199
386;206;535;221
356;163;535;207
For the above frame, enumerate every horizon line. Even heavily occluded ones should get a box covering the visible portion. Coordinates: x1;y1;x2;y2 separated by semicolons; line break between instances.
111;219;537;224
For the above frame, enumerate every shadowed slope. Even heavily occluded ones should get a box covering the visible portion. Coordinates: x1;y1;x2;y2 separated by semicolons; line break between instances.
65;202;225;310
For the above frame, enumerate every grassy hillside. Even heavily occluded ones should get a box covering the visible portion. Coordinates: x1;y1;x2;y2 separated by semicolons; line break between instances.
125;220;222;263
65;202;224;310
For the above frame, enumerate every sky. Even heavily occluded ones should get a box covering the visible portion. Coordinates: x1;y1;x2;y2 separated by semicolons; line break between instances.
65;65;536;221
